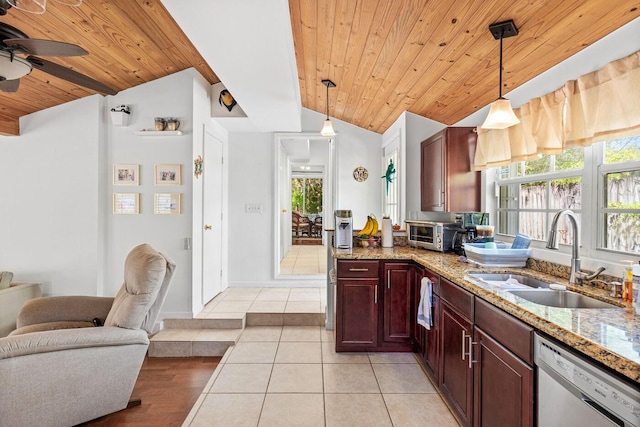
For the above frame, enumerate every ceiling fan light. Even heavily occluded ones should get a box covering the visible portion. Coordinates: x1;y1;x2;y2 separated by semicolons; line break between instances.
481;98;520;130
0;51;32;80
321;119;335;137
6;0;47;14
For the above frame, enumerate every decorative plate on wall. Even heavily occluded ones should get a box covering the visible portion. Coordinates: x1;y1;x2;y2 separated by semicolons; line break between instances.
353;166;368;182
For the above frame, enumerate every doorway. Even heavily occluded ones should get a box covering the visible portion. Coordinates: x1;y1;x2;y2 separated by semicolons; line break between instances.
274;133;336;280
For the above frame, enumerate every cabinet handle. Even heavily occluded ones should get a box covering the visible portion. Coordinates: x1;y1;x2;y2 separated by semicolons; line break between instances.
349;268;369;272
374;285;378;304
462;331;477;369
387;270;391;289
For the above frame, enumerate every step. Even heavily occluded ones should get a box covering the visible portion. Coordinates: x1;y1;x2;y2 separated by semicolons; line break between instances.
246;311;325;326
148;328;241;357
163;312;245;330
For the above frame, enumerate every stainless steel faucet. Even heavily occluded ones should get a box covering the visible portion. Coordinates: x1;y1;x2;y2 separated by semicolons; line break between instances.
546;209;605;286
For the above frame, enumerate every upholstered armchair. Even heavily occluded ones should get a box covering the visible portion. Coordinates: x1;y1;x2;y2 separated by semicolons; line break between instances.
0;243;176;427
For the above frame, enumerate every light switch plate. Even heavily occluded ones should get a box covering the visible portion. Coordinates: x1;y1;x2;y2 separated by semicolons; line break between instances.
246;203;263;213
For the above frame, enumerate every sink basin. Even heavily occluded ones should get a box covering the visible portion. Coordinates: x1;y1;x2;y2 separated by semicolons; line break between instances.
508;289;619;309
467;273;550;289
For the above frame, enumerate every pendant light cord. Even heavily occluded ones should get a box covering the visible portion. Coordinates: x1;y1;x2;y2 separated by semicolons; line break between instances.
498;30;504;99
326;83;330;120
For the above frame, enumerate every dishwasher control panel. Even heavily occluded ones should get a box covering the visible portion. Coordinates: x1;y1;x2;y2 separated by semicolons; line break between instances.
535;334;640;426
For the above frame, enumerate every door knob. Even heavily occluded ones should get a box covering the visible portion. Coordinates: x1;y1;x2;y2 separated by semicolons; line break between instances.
204;224;212;230
282;209;287;213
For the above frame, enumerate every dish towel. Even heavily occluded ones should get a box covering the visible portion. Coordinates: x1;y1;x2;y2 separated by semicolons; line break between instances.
417;277;433;330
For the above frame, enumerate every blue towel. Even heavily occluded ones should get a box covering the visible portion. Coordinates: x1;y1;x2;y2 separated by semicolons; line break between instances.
417;277;433;330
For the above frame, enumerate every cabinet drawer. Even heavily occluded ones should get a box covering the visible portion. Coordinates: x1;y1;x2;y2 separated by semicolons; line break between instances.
337;260;380;278
440;278;473;320
475;297;533;365
423;268;440;295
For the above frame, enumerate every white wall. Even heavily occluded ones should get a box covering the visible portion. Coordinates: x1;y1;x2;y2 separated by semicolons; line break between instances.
0;96;103;296
105;69;200;319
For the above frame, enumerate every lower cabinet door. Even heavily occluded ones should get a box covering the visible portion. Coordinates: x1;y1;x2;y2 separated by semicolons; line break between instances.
383;263;413;344
423;294;440;378
439;302;473;427
336;279;378;350
473;327;533;427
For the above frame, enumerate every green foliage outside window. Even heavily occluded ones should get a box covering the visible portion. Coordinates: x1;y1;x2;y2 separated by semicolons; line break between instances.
291;178;323;214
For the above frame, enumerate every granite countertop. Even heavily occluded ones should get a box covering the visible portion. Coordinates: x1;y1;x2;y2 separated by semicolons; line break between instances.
332;245;640;385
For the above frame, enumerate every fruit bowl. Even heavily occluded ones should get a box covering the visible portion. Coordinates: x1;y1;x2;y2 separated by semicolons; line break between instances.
358;236;380;248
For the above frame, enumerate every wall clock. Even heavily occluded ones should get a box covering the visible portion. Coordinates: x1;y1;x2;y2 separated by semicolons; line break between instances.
353;166;368;182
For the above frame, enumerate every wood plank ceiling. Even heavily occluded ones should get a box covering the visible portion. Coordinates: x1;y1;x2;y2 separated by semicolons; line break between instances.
290;0;640;134
0;0;218;136
1;1;639;137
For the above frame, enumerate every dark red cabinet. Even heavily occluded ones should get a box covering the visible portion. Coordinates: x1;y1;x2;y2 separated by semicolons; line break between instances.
382;263;413;344
420;127;480;212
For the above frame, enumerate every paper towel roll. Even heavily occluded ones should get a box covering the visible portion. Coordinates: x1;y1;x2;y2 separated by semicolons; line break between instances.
381;218;393;247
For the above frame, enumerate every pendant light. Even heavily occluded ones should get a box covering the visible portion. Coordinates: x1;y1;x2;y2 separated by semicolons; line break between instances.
320;79;336;136
481;20;520;130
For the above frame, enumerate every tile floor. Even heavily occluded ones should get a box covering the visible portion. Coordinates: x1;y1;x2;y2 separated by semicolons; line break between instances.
157;286;459;425
279;245;327;275
182;324;460;426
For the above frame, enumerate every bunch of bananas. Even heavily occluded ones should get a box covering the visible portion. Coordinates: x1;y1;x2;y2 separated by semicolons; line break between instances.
357;214;379;238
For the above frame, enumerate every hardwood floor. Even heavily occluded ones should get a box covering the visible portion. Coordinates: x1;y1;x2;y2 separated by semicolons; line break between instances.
79;356;221;427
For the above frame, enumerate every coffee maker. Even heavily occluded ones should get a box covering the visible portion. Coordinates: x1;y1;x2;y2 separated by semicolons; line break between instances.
451;212;490;255
334;210;353;249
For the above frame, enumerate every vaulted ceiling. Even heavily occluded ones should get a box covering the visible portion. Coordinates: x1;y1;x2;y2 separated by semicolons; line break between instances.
0;1;639;136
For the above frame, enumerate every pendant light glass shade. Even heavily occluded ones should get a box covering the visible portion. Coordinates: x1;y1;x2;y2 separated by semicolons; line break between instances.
321;119;335;136
481;98;520;129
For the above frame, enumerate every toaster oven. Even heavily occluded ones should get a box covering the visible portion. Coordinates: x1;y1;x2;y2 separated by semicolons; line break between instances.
406;220;457;252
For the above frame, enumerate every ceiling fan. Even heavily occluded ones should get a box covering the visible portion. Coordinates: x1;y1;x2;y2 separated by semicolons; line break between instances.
0;21;117;95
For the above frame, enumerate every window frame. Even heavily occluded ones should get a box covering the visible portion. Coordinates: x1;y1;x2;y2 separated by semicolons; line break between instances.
493;141;640;261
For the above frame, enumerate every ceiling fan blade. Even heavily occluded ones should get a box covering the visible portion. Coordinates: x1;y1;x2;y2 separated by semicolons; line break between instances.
4;38;88;57
0;79;20;92
27;56;117;95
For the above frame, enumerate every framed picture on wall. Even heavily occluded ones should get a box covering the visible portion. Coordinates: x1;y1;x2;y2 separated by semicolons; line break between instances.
154;192;181;215
113;164;140;185
154;164;182;185
113;193;140;214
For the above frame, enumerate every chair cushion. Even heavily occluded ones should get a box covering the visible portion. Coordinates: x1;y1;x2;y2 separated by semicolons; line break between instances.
104;244;170;330
10;321;95;335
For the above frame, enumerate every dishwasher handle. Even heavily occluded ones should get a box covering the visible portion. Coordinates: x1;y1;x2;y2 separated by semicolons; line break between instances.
581;395;625;427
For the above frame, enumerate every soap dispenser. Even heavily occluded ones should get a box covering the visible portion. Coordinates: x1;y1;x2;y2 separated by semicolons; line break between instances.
623;261;634;303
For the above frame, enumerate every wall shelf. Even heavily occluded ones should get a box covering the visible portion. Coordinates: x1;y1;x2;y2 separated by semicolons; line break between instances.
134;130;183;136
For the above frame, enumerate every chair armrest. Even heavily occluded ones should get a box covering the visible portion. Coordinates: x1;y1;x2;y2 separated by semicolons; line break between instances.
0;326;148;360
16;296;114;328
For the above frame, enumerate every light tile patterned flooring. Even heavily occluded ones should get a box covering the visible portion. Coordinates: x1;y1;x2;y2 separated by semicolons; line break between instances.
182;286;459;426
183;325;459;427
279;244;327;275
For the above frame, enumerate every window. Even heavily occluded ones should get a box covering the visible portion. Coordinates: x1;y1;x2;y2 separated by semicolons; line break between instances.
291;177;323;214
599;137;640;253
382;135;400;223
495;137;640;256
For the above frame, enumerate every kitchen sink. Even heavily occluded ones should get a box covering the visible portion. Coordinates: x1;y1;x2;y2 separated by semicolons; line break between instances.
508;289;619;309
467;273;550;289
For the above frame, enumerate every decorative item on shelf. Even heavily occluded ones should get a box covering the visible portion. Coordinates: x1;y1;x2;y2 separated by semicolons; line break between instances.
194;155;203;178
353;166;368;182
166;117;180;131
320;79;336;137
154;117;166;131
109;105;131;126
481;19;520;130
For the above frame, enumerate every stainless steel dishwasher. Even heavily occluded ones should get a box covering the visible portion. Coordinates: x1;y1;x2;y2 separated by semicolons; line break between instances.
535;333;640;426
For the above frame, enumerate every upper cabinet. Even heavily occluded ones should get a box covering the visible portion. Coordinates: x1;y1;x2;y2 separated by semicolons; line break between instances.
420;127;480;212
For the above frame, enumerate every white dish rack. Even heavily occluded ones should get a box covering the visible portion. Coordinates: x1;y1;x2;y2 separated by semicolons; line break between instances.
463;243;531;267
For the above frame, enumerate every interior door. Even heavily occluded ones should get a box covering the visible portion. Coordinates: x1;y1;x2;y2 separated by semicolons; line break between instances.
202;130;223;304
279;146;291;261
